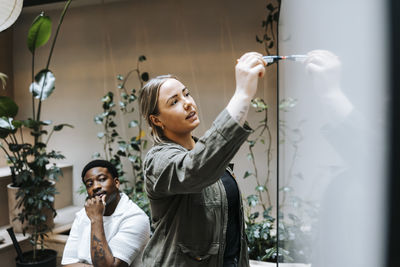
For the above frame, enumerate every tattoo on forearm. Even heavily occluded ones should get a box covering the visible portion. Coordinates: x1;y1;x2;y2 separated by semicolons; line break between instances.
236;105;249;125
92;234;105;265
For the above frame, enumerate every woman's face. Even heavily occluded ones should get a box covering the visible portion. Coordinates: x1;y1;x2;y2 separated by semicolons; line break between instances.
153;78;200;137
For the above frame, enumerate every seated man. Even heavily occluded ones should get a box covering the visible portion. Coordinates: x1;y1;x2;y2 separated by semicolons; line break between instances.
62;160;150;267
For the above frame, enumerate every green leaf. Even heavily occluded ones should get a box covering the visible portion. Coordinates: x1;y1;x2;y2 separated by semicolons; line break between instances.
0;117;14;130
29;69;55;100
129;94;136;102
243;171;252;179
263;208;274;220
22;119;39;128
9;144;22;152
0;96;18;118
92;152;100;159
143;140;148;150
249;212;259;220
247;194;259;207
128;155;137;162
141;72;149;82
97;132;104;139
251;98;268;111
138;55;146;62
273;12;279;22
94;115;103;124
248;140;255;147
267;3;275;11
7;119;21;134
118;141;127;151
128;120;138;128
101;94;112;103
121;92;128;99
255;185;266;192
54;123;73;131
27;12;52;53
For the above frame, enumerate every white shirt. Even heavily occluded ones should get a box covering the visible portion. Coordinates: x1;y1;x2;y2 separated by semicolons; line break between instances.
61;193;150;266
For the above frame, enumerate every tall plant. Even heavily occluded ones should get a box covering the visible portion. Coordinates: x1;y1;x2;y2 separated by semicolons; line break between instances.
245;98;299;262
89;56;150;216
0;0;73;261
245;0;318;263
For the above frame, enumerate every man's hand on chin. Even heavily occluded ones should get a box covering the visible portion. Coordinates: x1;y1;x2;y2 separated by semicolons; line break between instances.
85;195;106;221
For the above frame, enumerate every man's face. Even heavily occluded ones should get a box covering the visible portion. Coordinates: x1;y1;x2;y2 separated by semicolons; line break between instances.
83;167;120;205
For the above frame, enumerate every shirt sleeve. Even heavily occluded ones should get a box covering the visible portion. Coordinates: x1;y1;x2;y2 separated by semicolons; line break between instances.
144;109;252;197
61;214;81;265
108;211;150;265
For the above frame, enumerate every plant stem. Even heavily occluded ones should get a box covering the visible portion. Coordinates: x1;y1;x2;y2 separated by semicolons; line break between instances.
20;127;24;144
121;70;135;95
264;113;273;198
280;124;302;208
137;67;145;194
249;144;267;210
104;115;110;161
0;143;12;164
32;53;36;118
45;0;72;70
4;138;19;164
45;128;54;145
33;223;37;260
36;0;72;122
10;132;23;162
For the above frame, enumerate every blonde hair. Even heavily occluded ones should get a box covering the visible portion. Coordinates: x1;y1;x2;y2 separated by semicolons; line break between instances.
139;74;177;144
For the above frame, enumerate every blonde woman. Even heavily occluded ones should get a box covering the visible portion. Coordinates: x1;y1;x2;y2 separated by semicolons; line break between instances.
139;52;267;267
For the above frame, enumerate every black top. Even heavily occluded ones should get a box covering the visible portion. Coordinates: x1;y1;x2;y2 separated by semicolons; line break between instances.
221;170;241;259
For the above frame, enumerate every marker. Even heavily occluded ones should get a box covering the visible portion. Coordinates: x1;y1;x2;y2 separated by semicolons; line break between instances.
263;55;307;64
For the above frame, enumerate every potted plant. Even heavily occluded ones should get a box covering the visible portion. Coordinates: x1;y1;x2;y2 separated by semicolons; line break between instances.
2;0;73;266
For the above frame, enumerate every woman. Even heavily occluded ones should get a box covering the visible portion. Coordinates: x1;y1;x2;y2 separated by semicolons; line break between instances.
139;52;267;267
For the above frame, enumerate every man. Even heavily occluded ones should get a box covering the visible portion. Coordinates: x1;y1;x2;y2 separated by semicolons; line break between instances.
62;160;150;267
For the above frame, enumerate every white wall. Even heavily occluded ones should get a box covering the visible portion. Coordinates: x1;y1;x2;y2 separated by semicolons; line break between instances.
279;0;387;266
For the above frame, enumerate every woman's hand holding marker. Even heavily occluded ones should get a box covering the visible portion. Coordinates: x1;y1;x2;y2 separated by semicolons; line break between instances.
227;52;267;126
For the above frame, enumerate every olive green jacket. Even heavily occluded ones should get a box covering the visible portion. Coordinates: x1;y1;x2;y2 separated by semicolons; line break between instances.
142;109;252;267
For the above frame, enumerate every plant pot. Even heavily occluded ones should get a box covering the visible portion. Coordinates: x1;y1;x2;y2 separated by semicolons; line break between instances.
16;249;57;267
7;183;55;233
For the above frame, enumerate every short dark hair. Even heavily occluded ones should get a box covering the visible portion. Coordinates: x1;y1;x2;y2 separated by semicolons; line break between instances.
81;160;118;181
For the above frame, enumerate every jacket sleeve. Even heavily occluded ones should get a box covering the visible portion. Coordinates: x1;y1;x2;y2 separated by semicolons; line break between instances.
144;109;252;198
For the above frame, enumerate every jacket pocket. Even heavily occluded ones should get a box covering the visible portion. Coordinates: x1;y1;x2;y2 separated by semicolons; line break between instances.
177;243;219;264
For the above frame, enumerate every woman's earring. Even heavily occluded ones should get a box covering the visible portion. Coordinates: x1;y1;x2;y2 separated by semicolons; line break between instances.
161;125;165;130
